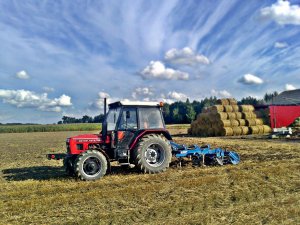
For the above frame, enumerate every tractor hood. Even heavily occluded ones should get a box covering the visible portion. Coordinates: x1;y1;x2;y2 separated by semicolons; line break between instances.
69;134;103;143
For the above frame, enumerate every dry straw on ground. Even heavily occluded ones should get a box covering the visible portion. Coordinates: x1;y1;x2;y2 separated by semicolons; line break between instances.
189;98;272;137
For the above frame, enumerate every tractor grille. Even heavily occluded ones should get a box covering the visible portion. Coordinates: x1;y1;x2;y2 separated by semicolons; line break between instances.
66;142;70;154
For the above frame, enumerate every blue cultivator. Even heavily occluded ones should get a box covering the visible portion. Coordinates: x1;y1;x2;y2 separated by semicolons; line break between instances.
171;142;240;167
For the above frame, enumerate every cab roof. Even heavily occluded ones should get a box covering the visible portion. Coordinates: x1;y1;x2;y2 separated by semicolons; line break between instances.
109;101;162;108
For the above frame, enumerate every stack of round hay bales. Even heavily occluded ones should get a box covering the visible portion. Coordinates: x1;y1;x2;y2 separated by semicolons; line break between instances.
189;98;272;137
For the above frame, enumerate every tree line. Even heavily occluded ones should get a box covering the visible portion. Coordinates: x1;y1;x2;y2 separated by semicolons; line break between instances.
58;91;279;124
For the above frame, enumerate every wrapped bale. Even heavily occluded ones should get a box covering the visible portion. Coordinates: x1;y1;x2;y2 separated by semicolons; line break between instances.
249;126;259;134
238;119;246;126
227;112;237;119
240;126;249;135
233;127;242;136
239;105;255;112
230;119;239;127
220;127;234;136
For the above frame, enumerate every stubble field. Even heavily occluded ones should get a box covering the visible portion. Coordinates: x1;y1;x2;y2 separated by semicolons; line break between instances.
0;128;299;225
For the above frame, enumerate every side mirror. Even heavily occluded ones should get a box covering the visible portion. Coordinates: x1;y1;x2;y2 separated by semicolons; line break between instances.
126;111;130;119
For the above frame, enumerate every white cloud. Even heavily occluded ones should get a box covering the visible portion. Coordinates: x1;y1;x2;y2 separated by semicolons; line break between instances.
132;87;154;99
141;61;189;80
274;41;288;48
91;91;119;110
238;74;264;85
42;86;55;92
167;91;188;101
285;83;296;91
165;47;210;65
261;0;300;25
16;70;30;79
211;89;231;98
0;89;72;112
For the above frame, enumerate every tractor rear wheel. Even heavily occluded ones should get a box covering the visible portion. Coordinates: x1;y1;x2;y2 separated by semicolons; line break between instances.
133;134;172;173
75;150;107;180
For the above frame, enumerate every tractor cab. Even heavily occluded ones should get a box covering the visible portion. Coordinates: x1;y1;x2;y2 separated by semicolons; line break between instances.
101;101;171;164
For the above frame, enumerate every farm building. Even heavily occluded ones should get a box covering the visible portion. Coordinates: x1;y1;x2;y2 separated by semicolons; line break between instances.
266;89;300;128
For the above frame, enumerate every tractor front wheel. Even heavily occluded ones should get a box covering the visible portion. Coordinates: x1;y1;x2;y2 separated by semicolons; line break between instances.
75;150;107;181
133;134;172;173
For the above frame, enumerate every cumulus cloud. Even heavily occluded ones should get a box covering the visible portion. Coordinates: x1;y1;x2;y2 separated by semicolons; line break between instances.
42;86;55;92
167;91;188;101
0;89;72;112
238;74;264;85
211;89;231;98
90;91;120;110
132;87;154;100
285;83;296;91
140;61;189;80
274;41;288;48
16;70;30;79
165;47;210;65
261;0;300;25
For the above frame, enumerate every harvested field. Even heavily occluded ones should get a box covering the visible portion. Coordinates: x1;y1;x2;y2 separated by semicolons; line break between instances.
0;130;300;225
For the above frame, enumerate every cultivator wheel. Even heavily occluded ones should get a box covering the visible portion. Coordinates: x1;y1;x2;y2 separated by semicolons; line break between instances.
75;150;108;181
132;134;172;174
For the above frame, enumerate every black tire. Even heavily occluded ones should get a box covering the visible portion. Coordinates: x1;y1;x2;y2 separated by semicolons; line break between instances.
75;150;107;181
133;134;172;173
63;157;75;176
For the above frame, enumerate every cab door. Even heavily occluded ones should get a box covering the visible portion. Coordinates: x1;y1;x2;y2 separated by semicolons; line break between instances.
115;107;138;161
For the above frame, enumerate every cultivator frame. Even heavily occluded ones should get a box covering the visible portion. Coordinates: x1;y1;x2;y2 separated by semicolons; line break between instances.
171;142;240;167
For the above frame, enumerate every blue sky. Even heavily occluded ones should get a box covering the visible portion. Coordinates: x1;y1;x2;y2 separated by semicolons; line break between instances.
0;0;300;123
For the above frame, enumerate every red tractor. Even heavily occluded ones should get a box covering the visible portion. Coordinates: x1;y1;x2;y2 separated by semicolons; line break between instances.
48;100;173;180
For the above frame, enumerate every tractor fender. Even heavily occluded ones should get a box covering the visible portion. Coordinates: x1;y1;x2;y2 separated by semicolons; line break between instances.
129;129;172;151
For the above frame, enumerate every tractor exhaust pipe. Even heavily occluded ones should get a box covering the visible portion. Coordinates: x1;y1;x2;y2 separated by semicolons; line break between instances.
104;97;107;117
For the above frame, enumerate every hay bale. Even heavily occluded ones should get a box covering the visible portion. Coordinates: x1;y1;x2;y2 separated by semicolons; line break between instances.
238;119;246;126
245;119;256;126
220;127;233;136
232;105;239;112
255;119;264;125
219;120;231;127
242;112;257;119
210;105;224;112
227;112;237;119
240;126;249;135
239;105;255;112
263;125;272;133
227;98;237;105
233;127;242;135
249;126;259;134
214;112;228;120
257;125;264;134
224;105;233;112
230;119;239;127
217;99;229;105
235;112;242;119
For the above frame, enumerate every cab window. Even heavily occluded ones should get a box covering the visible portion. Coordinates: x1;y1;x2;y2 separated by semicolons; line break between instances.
139;108;164;129
106;107;121;131
118;108;137;130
